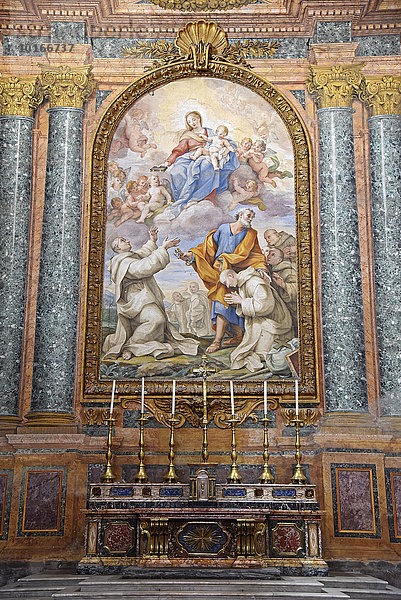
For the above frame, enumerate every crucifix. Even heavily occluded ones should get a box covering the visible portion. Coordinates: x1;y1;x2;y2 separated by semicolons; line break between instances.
192;355;217;463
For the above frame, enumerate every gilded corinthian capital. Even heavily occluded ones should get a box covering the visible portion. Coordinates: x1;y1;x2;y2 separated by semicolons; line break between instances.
0;75;43;117
359;76;401;116
39;65;95;109
307;64;364;109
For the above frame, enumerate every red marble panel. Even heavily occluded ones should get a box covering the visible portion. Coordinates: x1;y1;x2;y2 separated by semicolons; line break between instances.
103;522;133;553
22;470;62;532
0;474;7;536
272;523;302;556
391;473;401;538
336;468;375;534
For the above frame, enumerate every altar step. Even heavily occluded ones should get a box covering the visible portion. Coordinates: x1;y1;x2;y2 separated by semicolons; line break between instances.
0;573;400;600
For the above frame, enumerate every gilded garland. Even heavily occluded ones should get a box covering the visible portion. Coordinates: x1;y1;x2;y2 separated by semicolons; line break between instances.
83;21;318;424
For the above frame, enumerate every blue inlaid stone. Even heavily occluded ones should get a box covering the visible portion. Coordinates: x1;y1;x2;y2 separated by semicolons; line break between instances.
109;487;134;497
290;90;306;110
0;116;34;417
368;115;401;415
313;21;352;44
50;22;88;44
30;107;84;414
223;488;246;497
272;488;296;498
3;36;51;56
355;35;400;57
317;107;368;412
96;91;112;112
159;487;183;497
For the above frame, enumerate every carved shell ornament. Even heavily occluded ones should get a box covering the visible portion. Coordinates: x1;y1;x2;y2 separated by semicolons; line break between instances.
175;21;228;69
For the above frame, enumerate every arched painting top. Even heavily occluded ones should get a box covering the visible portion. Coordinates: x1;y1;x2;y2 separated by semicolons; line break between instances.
83;47;318;424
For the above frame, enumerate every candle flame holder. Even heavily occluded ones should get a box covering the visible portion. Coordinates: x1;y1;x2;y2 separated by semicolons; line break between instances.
259;416;274;484
164;415;180;483
290;415;307;485
100;414;116;483
227;414;242;484
134;413;150;483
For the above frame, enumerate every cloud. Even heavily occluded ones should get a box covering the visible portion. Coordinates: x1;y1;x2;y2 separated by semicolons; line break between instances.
153;200;233;241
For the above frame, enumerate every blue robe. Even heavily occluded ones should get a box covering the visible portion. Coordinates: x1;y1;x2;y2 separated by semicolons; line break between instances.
210;223;246;331
169;128;239;219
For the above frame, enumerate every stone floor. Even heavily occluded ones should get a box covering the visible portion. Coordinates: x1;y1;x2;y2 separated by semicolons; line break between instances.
0;572;401;600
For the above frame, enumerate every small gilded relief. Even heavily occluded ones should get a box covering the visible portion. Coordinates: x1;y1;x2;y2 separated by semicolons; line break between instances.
177;521;229;555
270;522;303;557
103;522;134;554
331;464;381;538
20;469;64;535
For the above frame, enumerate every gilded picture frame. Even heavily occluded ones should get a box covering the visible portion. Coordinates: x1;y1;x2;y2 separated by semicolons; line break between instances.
82;28;318;419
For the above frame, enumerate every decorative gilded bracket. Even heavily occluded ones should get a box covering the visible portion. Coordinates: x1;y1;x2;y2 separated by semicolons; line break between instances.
281;408;320;427
121;395;279;429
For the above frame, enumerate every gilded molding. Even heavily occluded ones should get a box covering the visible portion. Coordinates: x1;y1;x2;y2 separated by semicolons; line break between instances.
359;76;401;117
307;64;364;109
39;65;95;109
83;20;318;413
150;0;252;13
0;76;43;118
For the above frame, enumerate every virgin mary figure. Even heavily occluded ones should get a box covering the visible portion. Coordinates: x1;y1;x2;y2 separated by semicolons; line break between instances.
159;111;240;219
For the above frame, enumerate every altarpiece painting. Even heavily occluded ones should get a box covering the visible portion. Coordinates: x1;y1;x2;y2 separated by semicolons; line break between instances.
83;37;318;412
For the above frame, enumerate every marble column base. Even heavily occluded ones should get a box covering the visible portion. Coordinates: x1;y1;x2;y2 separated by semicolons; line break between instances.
22;411;77;428
0;416;22;434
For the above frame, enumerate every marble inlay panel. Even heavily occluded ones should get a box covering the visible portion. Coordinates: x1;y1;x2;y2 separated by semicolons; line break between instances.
317;107;368;412
313;21;352;43
331;463;381;538
290;90;306;110
354;34;401;57
18;466;67;537
368;115;401;413
31;107;84;414
50;22;88;44
0;469;13;540
96;91;112;112
385;469;401;543
0;116;34;416
2;35;51;56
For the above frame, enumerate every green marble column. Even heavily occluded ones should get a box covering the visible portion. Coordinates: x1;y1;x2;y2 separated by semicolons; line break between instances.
26;66;94;428
361;76;401;416
308;64;369;414
0;76;42;431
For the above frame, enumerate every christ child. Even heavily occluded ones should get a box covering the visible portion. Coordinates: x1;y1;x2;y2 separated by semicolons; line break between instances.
229;177;263;210
190;125;235;171
136;175;173;223
248;140;277;187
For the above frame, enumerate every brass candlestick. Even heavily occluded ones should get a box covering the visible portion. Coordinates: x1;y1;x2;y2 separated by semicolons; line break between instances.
192;356;217;464
290;415;307;485
227;415;242;484
100;415;115;483
164;416;180;483
134;413;149;483
259;416;274;484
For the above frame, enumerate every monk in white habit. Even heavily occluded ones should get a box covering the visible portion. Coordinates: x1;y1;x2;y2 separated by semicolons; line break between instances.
103;227;199;361
221;268;293;372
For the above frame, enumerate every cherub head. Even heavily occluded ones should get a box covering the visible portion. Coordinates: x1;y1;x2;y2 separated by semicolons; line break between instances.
137;175;149;192
253;139;267;153
107;161;119;175
240;137;252;151
264;228;280;246
110;197;123;209
116;169;127;183
245;180;259;193
126;180;138;193
216;125;228;138
149;175;160;186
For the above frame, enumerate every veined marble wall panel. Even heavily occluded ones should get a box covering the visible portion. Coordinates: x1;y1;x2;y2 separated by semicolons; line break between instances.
385;469;401;543
0;470;13;541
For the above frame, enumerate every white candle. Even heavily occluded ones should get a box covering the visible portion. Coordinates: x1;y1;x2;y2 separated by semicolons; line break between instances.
230;381;235;415
263;380;267;416
141;377;145;414
171;380;176;415
110;380;116;415
295;379;299;416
